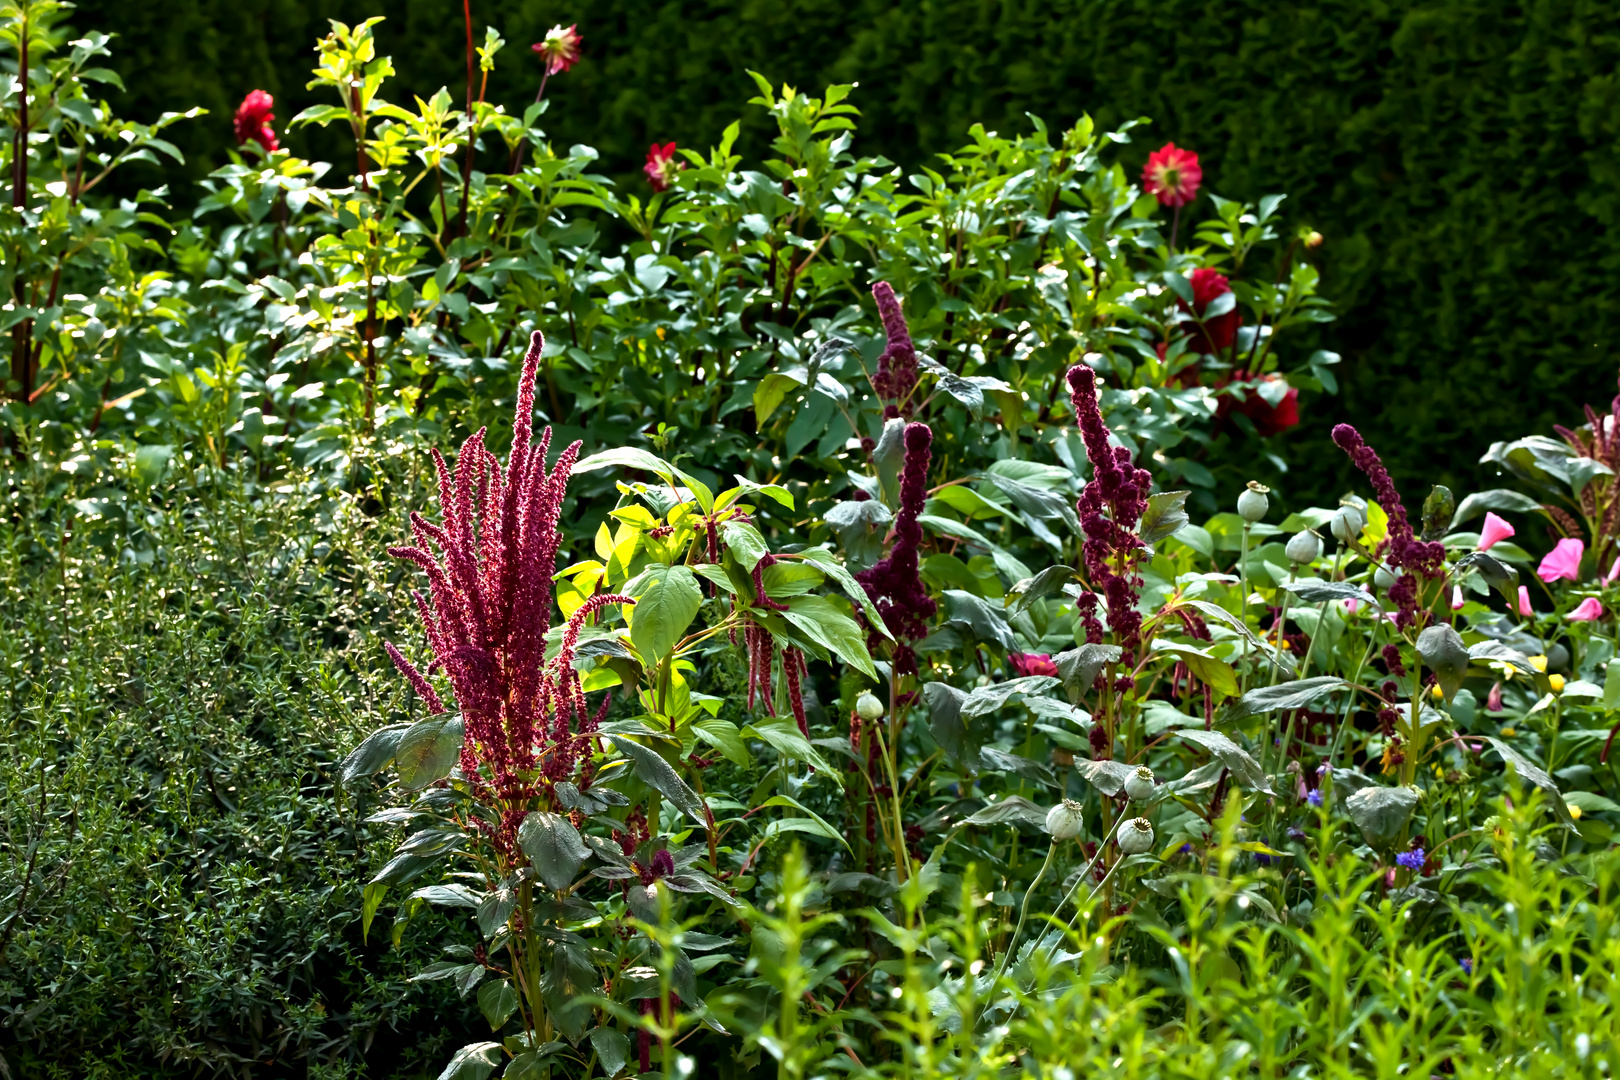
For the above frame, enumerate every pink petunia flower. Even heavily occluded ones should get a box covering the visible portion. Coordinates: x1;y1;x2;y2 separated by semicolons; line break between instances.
1518;585;1534;617
1486;681;1503;712
1605;556;1620;586
1143;143;1202;208
1478;512;1515;551
1537;537;1584;583
1569;597;1604;622
1009;652;1060;678
1451;585;1465;610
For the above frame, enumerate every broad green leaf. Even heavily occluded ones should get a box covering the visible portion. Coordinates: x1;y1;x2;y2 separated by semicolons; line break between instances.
341;722;411;784
720;520;770;570
1139;490;1191;545
395;715;465;791
758;794;850;850
477;979;520;1030
517;811;591;891
1228;676;1347;719
798;548;892;638
1484;737;1576;828
436;1042;503;1080
603;733;707;826
362;881;388;943
754;372;804;423
628;563;702;666
744;717;837;778
1344;785;1420;850
1176;729;1274;794
782;595;878;679
692;716;750;767
1416;624;1470;702
572;446;676;484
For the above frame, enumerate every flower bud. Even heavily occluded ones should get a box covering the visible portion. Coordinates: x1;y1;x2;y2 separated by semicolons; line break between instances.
1330;505;1365;545
1236;481;1270;524
1374;564;1400;591
1286;530;1323;566
1045;798;1084;840
1124;766;1156;802
1117;817;1155;855
855;692;885;720
1305;230;1324;249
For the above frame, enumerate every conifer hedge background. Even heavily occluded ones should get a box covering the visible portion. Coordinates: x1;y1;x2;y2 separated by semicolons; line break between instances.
79;0;1620;498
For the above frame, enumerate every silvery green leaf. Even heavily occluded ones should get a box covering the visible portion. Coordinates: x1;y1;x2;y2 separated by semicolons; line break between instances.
1416;624;1470;702
1007;564;1077;616
961;676;1062;718
942;590;1019;651
1072;758;1137;796
1176;729;1274;794
518;811;592;891
1344;785;1420;849
1228;676;1347;720
964;795;1049;829
921;682;977;764
1053;644;1123;704
1139;490;1191;545
1484;737;1576;828
1281;579;1375;606
1452;488;1541;526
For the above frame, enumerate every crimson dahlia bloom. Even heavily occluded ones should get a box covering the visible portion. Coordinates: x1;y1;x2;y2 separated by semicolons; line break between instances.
532;23;582;75
1217;372;1299;436
1184;267;1239;354
1143;143;1201;208
384;331;631;837
233;90;278;153
644;142;682;193
1009;653;1059;677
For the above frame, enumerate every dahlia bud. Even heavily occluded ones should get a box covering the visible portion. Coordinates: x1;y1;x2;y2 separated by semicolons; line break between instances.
855;692;885;721
1124;766;1157;802
1045;798;1084;841
1374;564;1400;591
1305;230;1324;249
1286;530;1323;566
1330;504;1365;545
1237;481;1270;524
1117;817;1155;855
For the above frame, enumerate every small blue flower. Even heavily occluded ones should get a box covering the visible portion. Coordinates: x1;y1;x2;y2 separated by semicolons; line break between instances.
1306;790;1323;808
1179;843;1193;854
1459;957;1473;975
1395;847;1425;871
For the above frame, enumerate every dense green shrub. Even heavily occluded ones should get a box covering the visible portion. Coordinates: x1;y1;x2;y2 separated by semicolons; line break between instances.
69;0;1620;502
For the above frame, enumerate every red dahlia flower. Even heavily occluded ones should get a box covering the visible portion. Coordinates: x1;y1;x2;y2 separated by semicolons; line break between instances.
643;142;682;193
1008;653;1059;677
233;90;278;153
1143;142;1201;208
1183;267;1240;354
531;23;582;76
1216;372;1299;436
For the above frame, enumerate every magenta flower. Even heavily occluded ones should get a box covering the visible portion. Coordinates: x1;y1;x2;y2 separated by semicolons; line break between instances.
856;421;937;676
1569;597;1604;621
1142;143;1202;208
869;281;918;411
1518;585;1534;617
643;142;682;193
531;23;582;76
1009;653;1060;677
1538;538;1584;583
1451;585;1465;610
1486;681;1503;711
1478;512;1515;551
1606;556;1620;586
233;90;278;152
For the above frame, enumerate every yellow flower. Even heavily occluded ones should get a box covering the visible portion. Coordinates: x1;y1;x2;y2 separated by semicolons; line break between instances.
1567;802;1583;821
1501;726;1517;737
656;326;667;341
1429;683;1444;699
1529;655;1548;673
1548;673;1566;693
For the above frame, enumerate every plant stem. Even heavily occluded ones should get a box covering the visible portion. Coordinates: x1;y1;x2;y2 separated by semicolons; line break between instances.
994;840;1057;982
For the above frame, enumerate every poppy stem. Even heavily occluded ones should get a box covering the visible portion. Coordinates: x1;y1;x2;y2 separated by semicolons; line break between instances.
1169;205;1181;253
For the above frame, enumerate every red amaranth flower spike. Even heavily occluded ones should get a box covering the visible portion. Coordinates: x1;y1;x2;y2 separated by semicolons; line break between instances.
1331;424;1444;628
869;282;918;409
856;422;937;675
233;90;278;153
385;330;633;834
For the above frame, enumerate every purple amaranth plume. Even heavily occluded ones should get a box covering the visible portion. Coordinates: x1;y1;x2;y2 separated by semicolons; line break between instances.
383;330;632;835
856;422;937;675
869;282;918;415
1331;424;1444;628
1068;365;1152;689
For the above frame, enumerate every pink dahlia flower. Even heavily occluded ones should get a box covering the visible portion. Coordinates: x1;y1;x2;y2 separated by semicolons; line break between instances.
532;24;582;76
1143;143;1201;208
233;90;278;152
644;142;682;193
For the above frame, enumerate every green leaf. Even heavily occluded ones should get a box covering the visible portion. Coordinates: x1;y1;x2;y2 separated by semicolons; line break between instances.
628;563;702;666
477;980;519;1031
1228;677;1347;719
799;548;892;638
743;717;837;778
963;796;1049;829
1416;624;1470;703
692;716;750;767
754;372;804;423
960;676;1061;718
571;446;676;483
1281;579;1375;606
1344;785;1420;850
720;521;770;570
758;794;851;850
1054;644;1123;704
1176;729;1274;794
941;590;1017;651
1605;662;1620;710
1452;488;1542;526
395;715;465;791
1140;490;1191;545
1484;737;1576;828
341;723;411;784
920;682;977;764
781;595;878;679
1006;565;1076;617
589;1027;632;1078
435;1042;503;1080
362;881;388;944
517;811;591;891
603;733;707;826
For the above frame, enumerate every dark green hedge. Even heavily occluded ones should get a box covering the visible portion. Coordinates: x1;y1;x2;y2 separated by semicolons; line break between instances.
75;0;1620;503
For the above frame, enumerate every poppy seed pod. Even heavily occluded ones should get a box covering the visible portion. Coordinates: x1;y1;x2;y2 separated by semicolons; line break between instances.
1045;798;1085;840
1118;817;1155;855
1374;564;1400;591
1125;766;1157;802
1286;530;1323;566
1330;505;1365;545
1237;481;1270;524
855;692;885;721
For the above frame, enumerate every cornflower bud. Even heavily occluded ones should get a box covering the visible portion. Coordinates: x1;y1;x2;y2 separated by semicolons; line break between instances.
1237;481;1270;524
855;692;885;721
1286;530;1323;566
1117;817;1155;855
1045;798;1085;840
1124;766;1157;802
